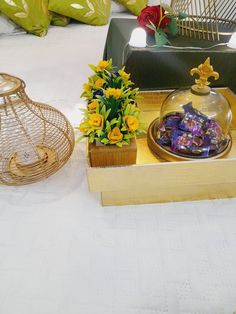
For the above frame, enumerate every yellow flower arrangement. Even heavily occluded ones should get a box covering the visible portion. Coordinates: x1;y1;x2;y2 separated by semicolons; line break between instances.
96;60;111;72
119;68;130;83
123;115;140;131
83;83;91;93
105;88;122;100
88;100;100;112
88;113;104;130
108;127;123;144
77;59;144;147
95;78;105;88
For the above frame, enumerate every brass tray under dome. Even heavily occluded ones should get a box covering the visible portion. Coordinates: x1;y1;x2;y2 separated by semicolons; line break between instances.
147;118;232;162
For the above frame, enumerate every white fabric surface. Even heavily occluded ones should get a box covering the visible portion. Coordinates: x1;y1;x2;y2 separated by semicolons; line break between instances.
0;14;24;35
0;14;236;314
111;1;126;13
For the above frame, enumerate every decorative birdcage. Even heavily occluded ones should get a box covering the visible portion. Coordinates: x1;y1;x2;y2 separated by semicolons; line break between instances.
171;0;236;40
0;73;75;185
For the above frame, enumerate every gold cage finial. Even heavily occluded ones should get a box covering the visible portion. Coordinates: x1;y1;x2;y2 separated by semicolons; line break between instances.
190;57;219;94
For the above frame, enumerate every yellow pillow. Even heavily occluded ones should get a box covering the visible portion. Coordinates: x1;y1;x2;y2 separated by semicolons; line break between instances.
115;0;147;15
0;0;50;37
48;0;111;26
50;12;70;26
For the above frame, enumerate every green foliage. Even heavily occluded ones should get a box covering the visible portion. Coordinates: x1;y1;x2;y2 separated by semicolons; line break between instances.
166;17;179;36
154;30;170;47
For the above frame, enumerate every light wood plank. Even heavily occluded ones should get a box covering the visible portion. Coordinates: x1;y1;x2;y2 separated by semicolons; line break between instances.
101;183;236;206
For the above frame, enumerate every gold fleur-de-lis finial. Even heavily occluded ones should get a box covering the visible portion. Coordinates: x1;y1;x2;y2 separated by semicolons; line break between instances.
190;58;219;94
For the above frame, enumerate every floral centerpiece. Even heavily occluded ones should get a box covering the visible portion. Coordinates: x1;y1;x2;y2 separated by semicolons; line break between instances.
78;59;143;148
137;2;187;47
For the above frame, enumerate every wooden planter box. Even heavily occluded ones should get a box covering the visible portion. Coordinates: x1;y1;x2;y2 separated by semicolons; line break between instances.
87;88;236;206
88;138;137;167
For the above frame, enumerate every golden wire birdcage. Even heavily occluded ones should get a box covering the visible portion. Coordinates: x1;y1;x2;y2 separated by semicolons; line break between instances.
0;73;75;185
171;0;236;40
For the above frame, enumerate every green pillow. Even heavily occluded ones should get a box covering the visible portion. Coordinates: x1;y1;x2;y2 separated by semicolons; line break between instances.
0;0;50;36
48;0;111;26
50;12;70;26
116;0;147;15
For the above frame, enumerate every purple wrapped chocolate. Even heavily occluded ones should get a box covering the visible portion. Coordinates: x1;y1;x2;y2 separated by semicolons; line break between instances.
179;103;207;136
156;101;229;158
165;113;182;129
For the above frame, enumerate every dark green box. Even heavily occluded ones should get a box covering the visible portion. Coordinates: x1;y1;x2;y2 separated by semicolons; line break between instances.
104;18;236;93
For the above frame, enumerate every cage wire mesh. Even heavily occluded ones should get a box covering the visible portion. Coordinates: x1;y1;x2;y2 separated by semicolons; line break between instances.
171;0;236;40
0;73;75;185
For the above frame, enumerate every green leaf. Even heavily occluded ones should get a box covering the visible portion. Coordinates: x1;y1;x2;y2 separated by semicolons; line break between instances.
167;17;179;36
110;118;118;126
101;138;109;144
76;135;85;142
124;134;133;140
178;12;188;20
100;104;106;117
106;120;111;133
96;130;103;137
89;133;95;143
117;116;122;128
116;142;123;147
122;140;130;145
88;64;97;72
105;108;111;120
154;30;170;47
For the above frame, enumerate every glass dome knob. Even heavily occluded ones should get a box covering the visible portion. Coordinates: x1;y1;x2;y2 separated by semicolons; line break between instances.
190;57;219;95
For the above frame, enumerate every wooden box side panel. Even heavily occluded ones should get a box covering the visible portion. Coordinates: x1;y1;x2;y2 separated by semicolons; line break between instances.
88;138;137;167
101;182;236;206
87;158;236;192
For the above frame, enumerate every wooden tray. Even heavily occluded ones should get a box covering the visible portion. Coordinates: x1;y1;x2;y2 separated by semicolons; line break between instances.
86;88;236;206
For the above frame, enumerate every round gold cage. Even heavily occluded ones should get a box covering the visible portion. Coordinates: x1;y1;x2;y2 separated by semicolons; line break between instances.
0;73;75;185
171;0;236;40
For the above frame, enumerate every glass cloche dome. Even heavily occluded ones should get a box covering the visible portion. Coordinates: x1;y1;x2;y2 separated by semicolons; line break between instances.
151;58;232;161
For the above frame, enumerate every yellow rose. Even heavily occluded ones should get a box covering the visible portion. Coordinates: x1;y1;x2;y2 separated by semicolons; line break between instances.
119;69;130;83
79;121;87;133
123;115;139;131
95;78;105;88
88;113;104;130
83;83;91;92
108;127;123;144
105;88;122;100
96;60;109;72
88;100;99;111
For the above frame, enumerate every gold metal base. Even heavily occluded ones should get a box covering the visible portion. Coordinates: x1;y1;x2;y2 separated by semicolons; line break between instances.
147;118;232;162
8;145;58;179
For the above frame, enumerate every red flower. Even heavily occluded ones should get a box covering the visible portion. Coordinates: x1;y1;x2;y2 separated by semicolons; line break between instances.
137;5;171;35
